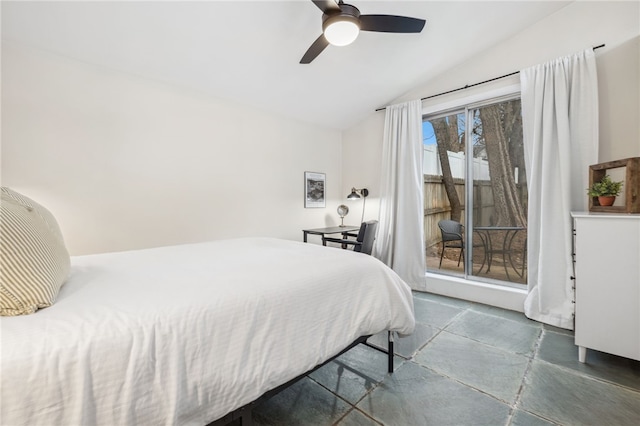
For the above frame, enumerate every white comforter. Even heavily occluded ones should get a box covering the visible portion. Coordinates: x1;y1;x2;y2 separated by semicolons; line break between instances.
1;238;415;425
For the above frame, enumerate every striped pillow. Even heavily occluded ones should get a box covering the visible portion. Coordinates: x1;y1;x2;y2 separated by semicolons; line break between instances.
1;187;70;316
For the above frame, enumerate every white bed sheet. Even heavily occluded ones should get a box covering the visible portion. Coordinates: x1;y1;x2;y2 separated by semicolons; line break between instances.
1;238;415;425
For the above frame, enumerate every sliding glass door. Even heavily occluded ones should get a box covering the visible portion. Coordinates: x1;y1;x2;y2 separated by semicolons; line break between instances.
424;96;528;286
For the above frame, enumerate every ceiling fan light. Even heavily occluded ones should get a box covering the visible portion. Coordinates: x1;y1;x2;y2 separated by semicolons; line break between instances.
324;19;360;46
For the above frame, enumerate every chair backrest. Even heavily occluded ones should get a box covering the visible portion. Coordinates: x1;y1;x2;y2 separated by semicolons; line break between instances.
355;220;379;255
438;220;463;243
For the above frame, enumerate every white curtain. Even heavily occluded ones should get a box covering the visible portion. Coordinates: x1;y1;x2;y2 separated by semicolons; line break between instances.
520;49;599;329
374;100;426;290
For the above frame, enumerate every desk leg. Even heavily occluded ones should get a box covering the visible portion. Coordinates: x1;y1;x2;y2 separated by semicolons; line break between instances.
303;231;308;243
341;231;349;249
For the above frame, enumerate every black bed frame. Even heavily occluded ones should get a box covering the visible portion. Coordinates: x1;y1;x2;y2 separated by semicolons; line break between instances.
208;331;395;426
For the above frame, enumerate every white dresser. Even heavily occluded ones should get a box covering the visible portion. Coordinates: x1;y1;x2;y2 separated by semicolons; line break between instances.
571;212;640;363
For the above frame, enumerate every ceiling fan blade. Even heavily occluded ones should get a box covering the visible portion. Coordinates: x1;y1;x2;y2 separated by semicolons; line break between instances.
300;34;330;64
311;0;340;14
360;15;426;33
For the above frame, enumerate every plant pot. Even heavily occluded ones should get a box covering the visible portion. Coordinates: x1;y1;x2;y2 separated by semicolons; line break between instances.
598;196;616;206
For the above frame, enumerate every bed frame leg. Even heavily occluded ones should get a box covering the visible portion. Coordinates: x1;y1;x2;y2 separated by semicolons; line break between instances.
387;331;394;373
240;412;253;426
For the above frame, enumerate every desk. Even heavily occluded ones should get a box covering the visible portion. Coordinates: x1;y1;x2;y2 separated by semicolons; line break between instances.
302;226;360;243
474;226;526;280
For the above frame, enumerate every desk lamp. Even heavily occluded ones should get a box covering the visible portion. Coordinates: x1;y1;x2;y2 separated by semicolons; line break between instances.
347;187;369;223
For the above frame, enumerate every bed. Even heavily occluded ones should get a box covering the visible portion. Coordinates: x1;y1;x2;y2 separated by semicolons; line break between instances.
1;237;415;425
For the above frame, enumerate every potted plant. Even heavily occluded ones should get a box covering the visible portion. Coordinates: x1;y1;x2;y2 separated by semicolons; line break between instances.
587;174;623;206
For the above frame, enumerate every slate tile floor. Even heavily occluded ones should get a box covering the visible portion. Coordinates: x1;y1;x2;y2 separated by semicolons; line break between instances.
252;292;640;425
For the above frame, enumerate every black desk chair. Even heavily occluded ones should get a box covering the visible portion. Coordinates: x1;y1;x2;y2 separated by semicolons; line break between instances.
438;219;465;268
322;220;378;255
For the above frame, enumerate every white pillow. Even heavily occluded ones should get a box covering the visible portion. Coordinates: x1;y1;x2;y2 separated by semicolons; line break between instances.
1;187;70;316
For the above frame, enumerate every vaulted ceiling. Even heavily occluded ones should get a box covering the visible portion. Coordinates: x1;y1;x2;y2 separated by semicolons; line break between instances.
2;1;572;130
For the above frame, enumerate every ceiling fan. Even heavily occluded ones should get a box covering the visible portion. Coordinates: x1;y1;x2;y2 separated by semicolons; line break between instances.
300;0;426;64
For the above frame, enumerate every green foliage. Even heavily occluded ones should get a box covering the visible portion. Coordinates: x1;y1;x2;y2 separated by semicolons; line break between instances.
587;174;623;197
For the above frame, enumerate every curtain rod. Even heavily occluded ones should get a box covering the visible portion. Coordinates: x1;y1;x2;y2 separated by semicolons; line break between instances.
375;43;605;112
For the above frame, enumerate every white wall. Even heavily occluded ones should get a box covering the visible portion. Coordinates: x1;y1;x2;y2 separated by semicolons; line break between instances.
597;35;640;162
342;0;640;310
1;42;343;255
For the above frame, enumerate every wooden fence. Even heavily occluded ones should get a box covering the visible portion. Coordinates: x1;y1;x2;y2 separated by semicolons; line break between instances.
424;174;528;248
424;175;494;249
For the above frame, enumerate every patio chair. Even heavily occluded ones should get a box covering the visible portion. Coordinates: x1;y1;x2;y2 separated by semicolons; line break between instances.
438;219;465;268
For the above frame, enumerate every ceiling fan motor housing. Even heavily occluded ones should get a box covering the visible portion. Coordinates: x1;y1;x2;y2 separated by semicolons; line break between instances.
322;3;361;32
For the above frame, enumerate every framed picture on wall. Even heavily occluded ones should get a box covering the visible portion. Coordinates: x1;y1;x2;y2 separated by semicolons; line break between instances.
304;171;326;208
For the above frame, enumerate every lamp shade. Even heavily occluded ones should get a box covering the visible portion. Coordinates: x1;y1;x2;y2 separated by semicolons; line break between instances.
323;19;360;46
347;187;368;199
